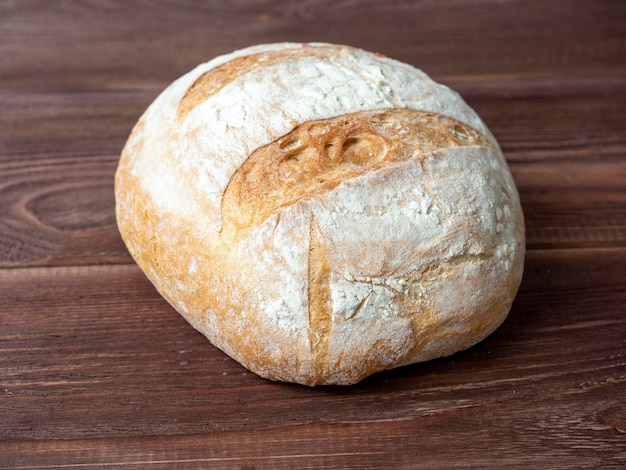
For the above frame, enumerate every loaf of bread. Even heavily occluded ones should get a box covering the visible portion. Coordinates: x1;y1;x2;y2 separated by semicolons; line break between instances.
115;42;525;386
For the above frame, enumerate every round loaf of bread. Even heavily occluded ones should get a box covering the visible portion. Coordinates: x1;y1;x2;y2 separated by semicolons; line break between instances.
115;42;525;386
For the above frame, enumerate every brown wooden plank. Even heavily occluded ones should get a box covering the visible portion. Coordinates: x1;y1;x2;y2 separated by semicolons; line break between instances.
0;88;144;267
1;413;624;469
515;158;626;250
1;1;624;92
1;249;624;467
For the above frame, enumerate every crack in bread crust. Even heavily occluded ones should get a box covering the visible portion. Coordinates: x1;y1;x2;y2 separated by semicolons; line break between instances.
307;215;332;383
220;108;494;240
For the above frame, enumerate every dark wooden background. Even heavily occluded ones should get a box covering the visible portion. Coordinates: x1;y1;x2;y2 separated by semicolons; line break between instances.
1;1;625;468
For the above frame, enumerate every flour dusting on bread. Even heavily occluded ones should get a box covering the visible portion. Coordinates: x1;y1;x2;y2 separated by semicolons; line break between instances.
115;43;525;385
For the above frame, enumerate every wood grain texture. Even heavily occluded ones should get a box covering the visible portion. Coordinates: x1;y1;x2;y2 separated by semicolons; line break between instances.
2;0;624;91
1;0;625;468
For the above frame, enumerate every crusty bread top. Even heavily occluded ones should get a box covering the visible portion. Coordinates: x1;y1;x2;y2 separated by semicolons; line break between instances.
125;43;497;235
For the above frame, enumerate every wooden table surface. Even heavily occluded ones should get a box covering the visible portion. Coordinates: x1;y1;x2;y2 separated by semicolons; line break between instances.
1;1;625;468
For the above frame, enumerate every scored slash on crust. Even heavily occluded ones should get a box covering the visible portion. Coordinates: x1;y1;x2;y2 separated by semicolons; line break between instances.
219;108;494;241
307;215;332;382
178;44;342;119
